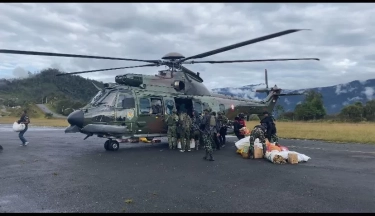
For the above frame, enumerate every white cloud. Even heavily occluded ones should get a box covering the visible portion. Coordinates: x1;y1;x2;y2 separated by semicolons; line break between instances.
362;87;374;100
0;3;375;90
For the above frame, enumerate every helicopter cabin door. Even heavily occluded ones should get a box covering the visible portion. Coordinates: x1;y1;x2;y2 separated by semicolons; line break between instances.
192;99;203;116
162;97;176;132
137;96;165;135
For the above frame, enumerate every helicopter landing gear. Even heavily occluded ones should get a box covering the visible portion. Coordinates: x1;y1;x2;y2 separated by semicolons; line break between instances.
104;139;119;151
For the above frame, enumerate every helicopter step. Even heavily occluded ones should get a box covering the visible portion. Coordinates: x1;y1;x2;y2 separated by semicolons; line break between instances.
104;139;120;151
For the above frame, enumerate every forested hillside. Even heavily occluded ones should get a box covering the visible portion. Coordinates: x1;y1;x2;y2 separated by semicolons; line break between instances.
0;68;104;117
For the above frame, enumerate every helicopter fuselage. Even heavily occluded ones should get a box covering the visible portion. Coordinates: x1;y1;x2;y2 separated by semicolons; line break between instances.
65;70;281;140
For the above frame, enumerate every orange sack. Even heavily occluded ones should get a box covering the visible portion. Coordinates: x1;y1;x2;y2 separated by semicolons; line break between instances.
266;140;282;152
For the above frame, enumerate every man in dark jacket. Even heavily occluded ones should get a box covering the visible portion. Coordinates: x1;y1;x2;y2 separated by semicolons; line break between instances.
233;116;244;140
260;111;278;143
18;110;30;146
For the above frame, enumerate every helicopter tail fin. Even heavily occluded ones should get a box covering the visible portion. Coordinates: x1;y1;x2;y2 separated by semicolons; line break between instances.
255;69;303;113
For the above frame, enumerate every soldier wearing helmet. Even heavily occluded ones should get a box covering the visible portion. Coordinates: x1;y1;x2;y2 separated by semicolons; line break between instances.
165;108;179;149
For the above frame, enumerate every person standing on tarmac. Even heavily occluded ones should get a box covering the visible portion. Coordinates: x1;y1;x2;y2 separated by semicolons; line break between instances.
233;116;243;140
165;108;179;149
191;111;201;150
179;111;192;152
210;111;221;150
18;110;30;146
201;107;214;161
217;111;229;147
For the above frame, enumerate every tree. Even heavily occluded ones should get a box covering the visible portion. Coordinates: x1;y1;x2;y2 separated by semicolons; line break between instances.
274;104;285;118
339;102;364;122
363;100;375;121
294;90;326;121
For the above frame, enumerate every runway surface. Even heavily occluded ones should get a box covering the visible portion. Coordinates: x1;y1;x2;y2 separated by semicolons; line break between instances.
0;124;374;213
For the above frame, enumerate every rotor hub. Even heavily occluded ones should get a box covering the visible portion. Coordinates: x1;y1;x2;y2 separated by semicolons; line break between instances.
161;52;185;60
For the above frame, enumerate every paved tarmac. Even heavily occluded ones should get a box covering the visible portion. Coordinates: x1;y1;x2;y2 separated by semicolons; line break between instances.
0;124;374;213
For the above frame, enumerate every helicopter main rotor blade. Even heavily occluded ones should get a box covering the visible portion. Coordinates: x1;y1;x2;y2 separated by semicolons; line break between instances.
179;29;310;62
182;58;320;64
56;63;159;76
0;49;160;64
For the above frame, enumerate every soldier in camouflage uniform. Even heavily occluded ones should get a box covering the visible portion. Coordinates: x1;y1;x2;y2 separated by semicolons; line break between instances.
248;125;267;159
191;111;202;150
217;111;229;147
179;111;192;152
201;107;214;161
165;108;179;149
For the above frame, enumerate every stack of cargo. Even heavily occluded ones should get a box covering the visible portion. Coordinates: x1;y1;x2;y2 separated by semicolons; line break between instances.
235;138;311;164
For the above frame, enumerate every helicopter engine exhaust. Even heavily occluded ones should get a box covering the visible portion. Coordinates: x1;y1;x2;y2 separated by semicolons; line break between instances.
173;80;185;91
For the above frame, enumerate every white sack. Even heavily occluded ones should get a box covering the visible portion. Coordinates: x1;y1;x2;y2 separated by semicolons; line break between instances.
13;122;25;132
177;141;181;149
265;150;281;162
190;140;195;149
254;138;263;149
270;150;311;162
235;137;250;150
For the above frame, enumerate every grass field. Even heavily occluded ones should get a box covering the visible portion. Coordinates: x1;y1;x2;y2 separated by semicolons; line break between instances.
1;116;374;144
246;121;375;144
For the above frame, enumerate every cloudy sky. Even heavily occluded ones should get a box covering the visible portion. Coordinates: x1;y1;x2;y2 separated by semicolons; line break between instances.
0;3;374;90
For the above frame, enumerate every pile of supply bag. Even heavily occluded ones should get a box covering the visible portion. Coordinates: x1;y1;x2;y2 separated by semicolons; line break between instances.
235;136;311;164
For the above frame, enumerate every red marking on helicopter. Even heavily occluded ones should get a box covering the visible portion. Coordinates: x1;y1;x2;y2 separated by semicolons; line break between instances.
231;104;234;110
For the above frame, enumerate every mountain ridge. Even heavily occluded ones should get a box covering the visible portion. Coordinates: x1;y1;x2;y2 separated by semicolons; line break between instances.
212;78;375;114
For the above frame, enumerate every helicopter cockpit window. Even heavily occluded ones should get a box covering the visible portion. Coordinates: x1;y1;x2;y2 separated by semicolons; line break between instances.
164;99;174;115
139;98;151;114
90;91;104;105
97;91;117;106
116;91;135;109
151;98;162;115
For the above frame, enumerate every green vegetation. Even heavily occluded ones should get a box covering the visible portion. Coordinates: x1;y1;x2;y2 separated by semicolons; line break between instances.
277;89;375;123
0;68;103;117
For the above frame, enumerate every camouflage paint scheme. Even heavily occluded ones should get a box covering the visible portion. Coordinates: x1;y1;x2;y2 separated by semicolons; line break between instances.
67;68;284;140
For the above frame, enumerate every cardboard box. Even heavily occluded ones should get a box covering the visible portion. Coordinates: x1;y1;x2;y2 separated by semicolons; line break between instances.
288;153;298;164
254;146;263;159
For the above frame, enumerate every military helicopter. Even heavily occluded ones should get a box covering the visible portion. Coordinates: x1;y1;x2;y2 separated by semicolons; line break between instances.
0;29;319;151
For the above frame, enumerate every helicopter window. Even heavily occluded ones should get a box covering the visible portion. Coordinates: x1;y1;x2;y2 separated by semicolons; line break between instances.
151;98;163;115
164;99;175;115
139;98;151;114
219;104;225;113
116;92;135;109
98;91;117;106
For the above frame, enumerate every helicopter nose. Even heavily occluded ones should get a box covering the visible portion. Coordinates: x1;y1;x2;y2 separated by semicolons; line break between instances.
67;110;84;128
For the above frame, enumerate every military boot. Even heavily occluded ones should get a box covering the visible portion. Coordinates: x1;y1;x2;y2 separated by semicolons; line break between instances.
209;154;215;161
203;151;209;160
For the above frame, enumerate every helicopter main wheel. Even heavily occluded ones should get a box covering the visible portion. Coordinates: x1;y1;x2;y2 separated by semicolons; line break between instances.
107;139;119;151
104;140;110;151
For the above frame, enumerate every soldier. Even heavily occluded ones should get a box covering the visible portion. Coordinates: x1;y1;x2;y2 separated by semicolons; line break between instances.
179;111;192;152
260;111;278;143
165;108;179;149
217;111;229;147
210;111;220;150
201;107;214;161
248;124;268;159
191;111;202;150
